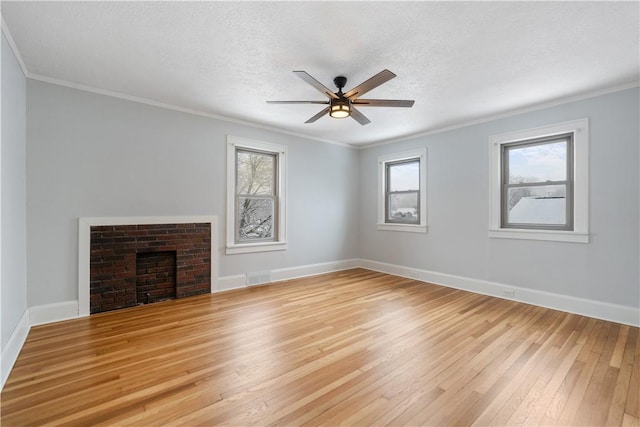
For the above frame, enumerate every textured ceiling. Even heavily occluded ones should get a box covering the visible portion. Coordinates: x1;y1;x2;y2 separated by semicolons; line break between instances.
2;1;639;146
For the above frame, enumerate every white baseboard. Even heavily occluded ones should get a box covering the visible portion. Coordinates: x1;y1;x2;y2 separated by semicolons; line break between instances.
216;259;360;292
1;309;30;390
216;274;247;292
358;259;640;327
271;259;360;282
29;301;78;326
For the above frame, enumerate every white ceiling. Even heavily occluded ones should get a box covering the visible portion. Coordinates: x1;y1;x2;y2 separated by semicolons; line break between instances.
2;1;639;146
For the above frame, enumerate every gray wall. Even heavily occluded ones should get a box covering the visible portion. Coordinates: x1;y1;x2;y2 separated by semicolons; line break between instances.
1;33;28;348
359;88;639;308
26;80;360;306
20;79;640;311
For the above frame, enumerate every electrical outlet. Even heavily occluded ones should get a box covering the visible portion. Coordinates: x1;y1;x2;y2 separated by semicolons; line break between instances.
503;289;515;298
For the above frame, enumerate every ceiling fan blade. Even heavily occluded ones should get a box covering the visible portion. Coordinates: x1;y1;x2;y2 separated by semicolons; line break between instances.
343;69;396;99
305;106;331;123
349;106;371;126
351;99;415;108
293;71;339;100
266;101;329;104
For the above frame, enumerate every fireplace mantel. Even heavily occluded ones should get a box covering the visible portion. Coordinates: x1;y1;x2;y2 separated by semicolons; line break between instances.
78;216;218;317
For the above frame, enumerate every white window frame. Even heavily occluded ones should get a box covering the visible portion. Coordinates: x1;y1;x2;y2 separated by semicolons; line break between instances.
226;135;287;254
377;148;428;233
489;118;589;243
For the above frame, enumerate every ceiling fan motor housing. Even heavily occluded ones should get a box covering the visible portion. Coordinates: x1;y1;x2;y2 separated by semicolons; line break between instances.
333;76;347;91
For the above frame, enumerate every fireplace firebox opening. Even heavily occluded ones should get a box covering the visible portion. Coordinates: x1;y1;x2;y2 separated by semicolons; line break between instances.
136;251;177;305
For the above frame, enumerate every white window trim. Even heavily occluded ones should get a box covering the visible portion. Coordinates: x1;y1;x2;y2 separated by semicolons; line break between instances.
488;118;589;243
226;135;287;254
377;148;428;233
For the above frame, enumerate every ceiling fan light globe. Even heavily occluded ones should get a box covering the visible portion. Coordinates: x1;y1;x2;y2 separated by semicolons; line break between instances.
330;101;350;119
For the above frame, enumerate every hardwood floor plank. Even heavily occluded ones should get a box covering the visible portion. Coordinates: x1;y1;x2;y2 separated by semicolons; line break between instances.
622;413;640;427
1;268;637;426
611;326;631;368
606;328;639;425
627;351;640;418
573;324;622;425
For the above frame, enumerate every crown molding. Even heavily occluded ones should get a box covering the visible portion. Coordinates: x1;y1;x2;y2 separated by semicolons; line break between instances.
1;16;28;77
360;80;640;150
28;73;356;149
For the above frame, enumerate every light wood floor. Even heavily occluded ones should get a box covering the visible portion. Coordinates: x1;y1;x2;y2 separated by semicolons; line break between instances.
2;268;638;426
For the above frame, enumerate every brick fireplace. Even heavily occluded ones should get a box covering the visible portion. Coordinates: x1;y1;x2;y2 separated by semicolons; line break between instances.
79;216;217;316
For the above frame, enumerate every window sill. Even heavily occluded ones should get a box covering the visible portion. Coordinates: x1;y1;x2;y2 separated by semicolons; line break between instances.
488;228;589;243
226;241;287;255
377;224;428;233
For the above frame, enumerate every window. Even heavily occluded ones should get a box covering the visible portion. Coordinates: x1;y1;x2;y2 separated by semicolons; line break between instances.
227;136;286;254
489;118;589;243
378;149;427;233
502;134;573;230
236;149;277;242
386;159;420;224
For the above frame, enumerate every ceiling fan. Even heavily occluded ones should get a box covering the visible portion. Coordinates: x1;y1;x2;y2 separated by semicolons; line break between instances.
267;69;414;125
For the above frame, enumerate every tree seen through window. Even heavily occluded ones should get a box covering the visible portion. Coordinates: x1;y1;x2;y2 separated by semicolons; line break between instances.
236;149;277;241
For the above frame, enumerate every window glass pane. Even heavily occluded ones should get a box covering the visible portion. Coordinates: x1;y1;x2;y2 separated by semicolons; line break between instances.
508;140;567;184
388;160;419;191
507;185;566;225
238;197;274;241
388;192;419;224
236;150;275;195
